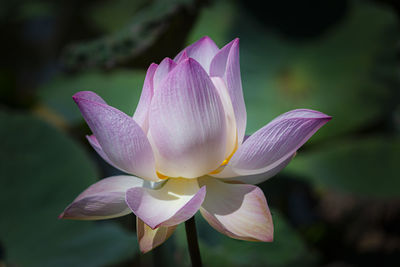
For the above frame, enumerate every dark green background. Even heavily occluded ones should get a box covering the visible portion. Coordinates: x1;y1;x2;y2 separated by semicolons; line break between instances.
1;0;399;266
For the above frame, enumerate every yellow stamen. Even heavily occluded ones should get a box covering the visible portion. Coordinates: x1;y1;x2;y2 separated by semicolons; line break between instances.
156;171;169;180
156;133;239;178
209;133;238;175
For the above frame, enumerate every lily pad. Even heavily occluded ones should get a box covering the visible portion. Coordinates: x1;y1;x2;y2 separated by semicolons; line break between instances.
0;111;137;267
38;69;145;124
285;136;400;198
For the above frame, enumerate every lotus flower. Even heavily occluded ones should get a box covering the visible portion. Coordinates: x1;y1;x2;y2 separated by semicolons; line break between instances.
60;36;331;253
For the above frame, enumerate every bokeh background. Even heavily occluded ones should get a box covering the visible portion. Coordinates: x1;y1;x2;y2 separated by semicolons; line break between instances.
1;0;400;266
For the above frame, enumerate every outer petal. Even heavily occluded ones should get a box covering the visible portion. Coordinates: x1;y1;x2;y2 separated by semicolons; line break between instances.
133;63;158;132
73;91;159;181
149;58;226;178
210;38;247;145
60;175;144;220
137;217;177;253
126;178;206;229
216;153;295;184
219;109;331;177
153;58;177;91
211;77;237;159
174;36;219;73
199;177;273;242
174;50;189;64
86;134;117;169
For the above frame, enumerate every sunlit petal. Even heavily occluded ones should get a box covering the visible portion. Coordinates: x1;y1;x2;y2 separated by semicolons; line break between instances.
126;178;206;229
149;58;226;178
199;177;273;241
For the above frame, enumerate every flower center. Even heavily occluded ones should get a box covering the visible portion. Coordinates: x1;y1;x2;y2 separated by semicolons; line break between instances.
156;171;169;180
156;134;238;179
208;135;238;175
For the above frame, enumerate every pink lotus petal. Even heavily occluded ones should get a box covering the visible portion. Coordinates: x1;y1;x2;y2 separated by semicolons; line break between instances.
209;39;235;78
211;77;237;159
126;179;206;229
223;109;331;177
73;91;159;181
149;58;226;178
153;58;177;91
174;50;189;64
60;175;144;220
214;153;295;184
137;217;177;253
199;177;273;242
86;134;119;170
210;38;247;145
133;63;158;133
174;36;219;73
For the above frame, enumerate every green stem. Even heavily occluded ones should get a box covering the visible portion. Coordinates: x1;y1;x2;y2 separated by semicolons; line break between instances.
185;216;202;267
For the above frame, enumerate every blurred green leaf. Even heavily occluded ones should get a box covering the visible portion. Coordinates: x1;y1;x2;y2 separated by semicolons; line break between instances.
173;212;317;267
189;0;399;141
89;0;148;33
63;0;197;69
187;0;236;47
0;111;137;266
285;136;400;198
38;69;145;124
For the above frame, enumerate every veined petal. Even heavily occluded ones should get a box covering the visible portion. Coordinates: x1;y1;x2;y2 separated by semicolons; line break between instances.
60;175;144;220
126;178;206;229
73;91;159;181
137;217;176;253
225;109;331;176
174;36;219;73
199;177;273;242
133;63;158;133
211;77;237;159
214;153;295;184
153;58;177;91
210;38;247;145
209;39;234;78
86;134;117;169
174;50;189;64
149;58;226;178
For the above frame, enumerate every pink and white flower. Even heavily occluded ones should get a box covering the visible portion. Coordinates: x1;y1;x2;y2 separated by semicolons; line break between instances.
60;36;331;253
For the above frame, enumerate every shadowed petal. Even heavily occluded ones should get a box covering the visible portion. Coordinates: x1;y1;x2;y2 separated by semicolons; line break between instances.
216;109;331;178
60;176;144;220
126;179;206;229
149;58;226;178
86;134;118;169
199;177;273;242
174;36;219;73
73;91;159;181
210;38;247;145
137;217;177;253
133;63;158;132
